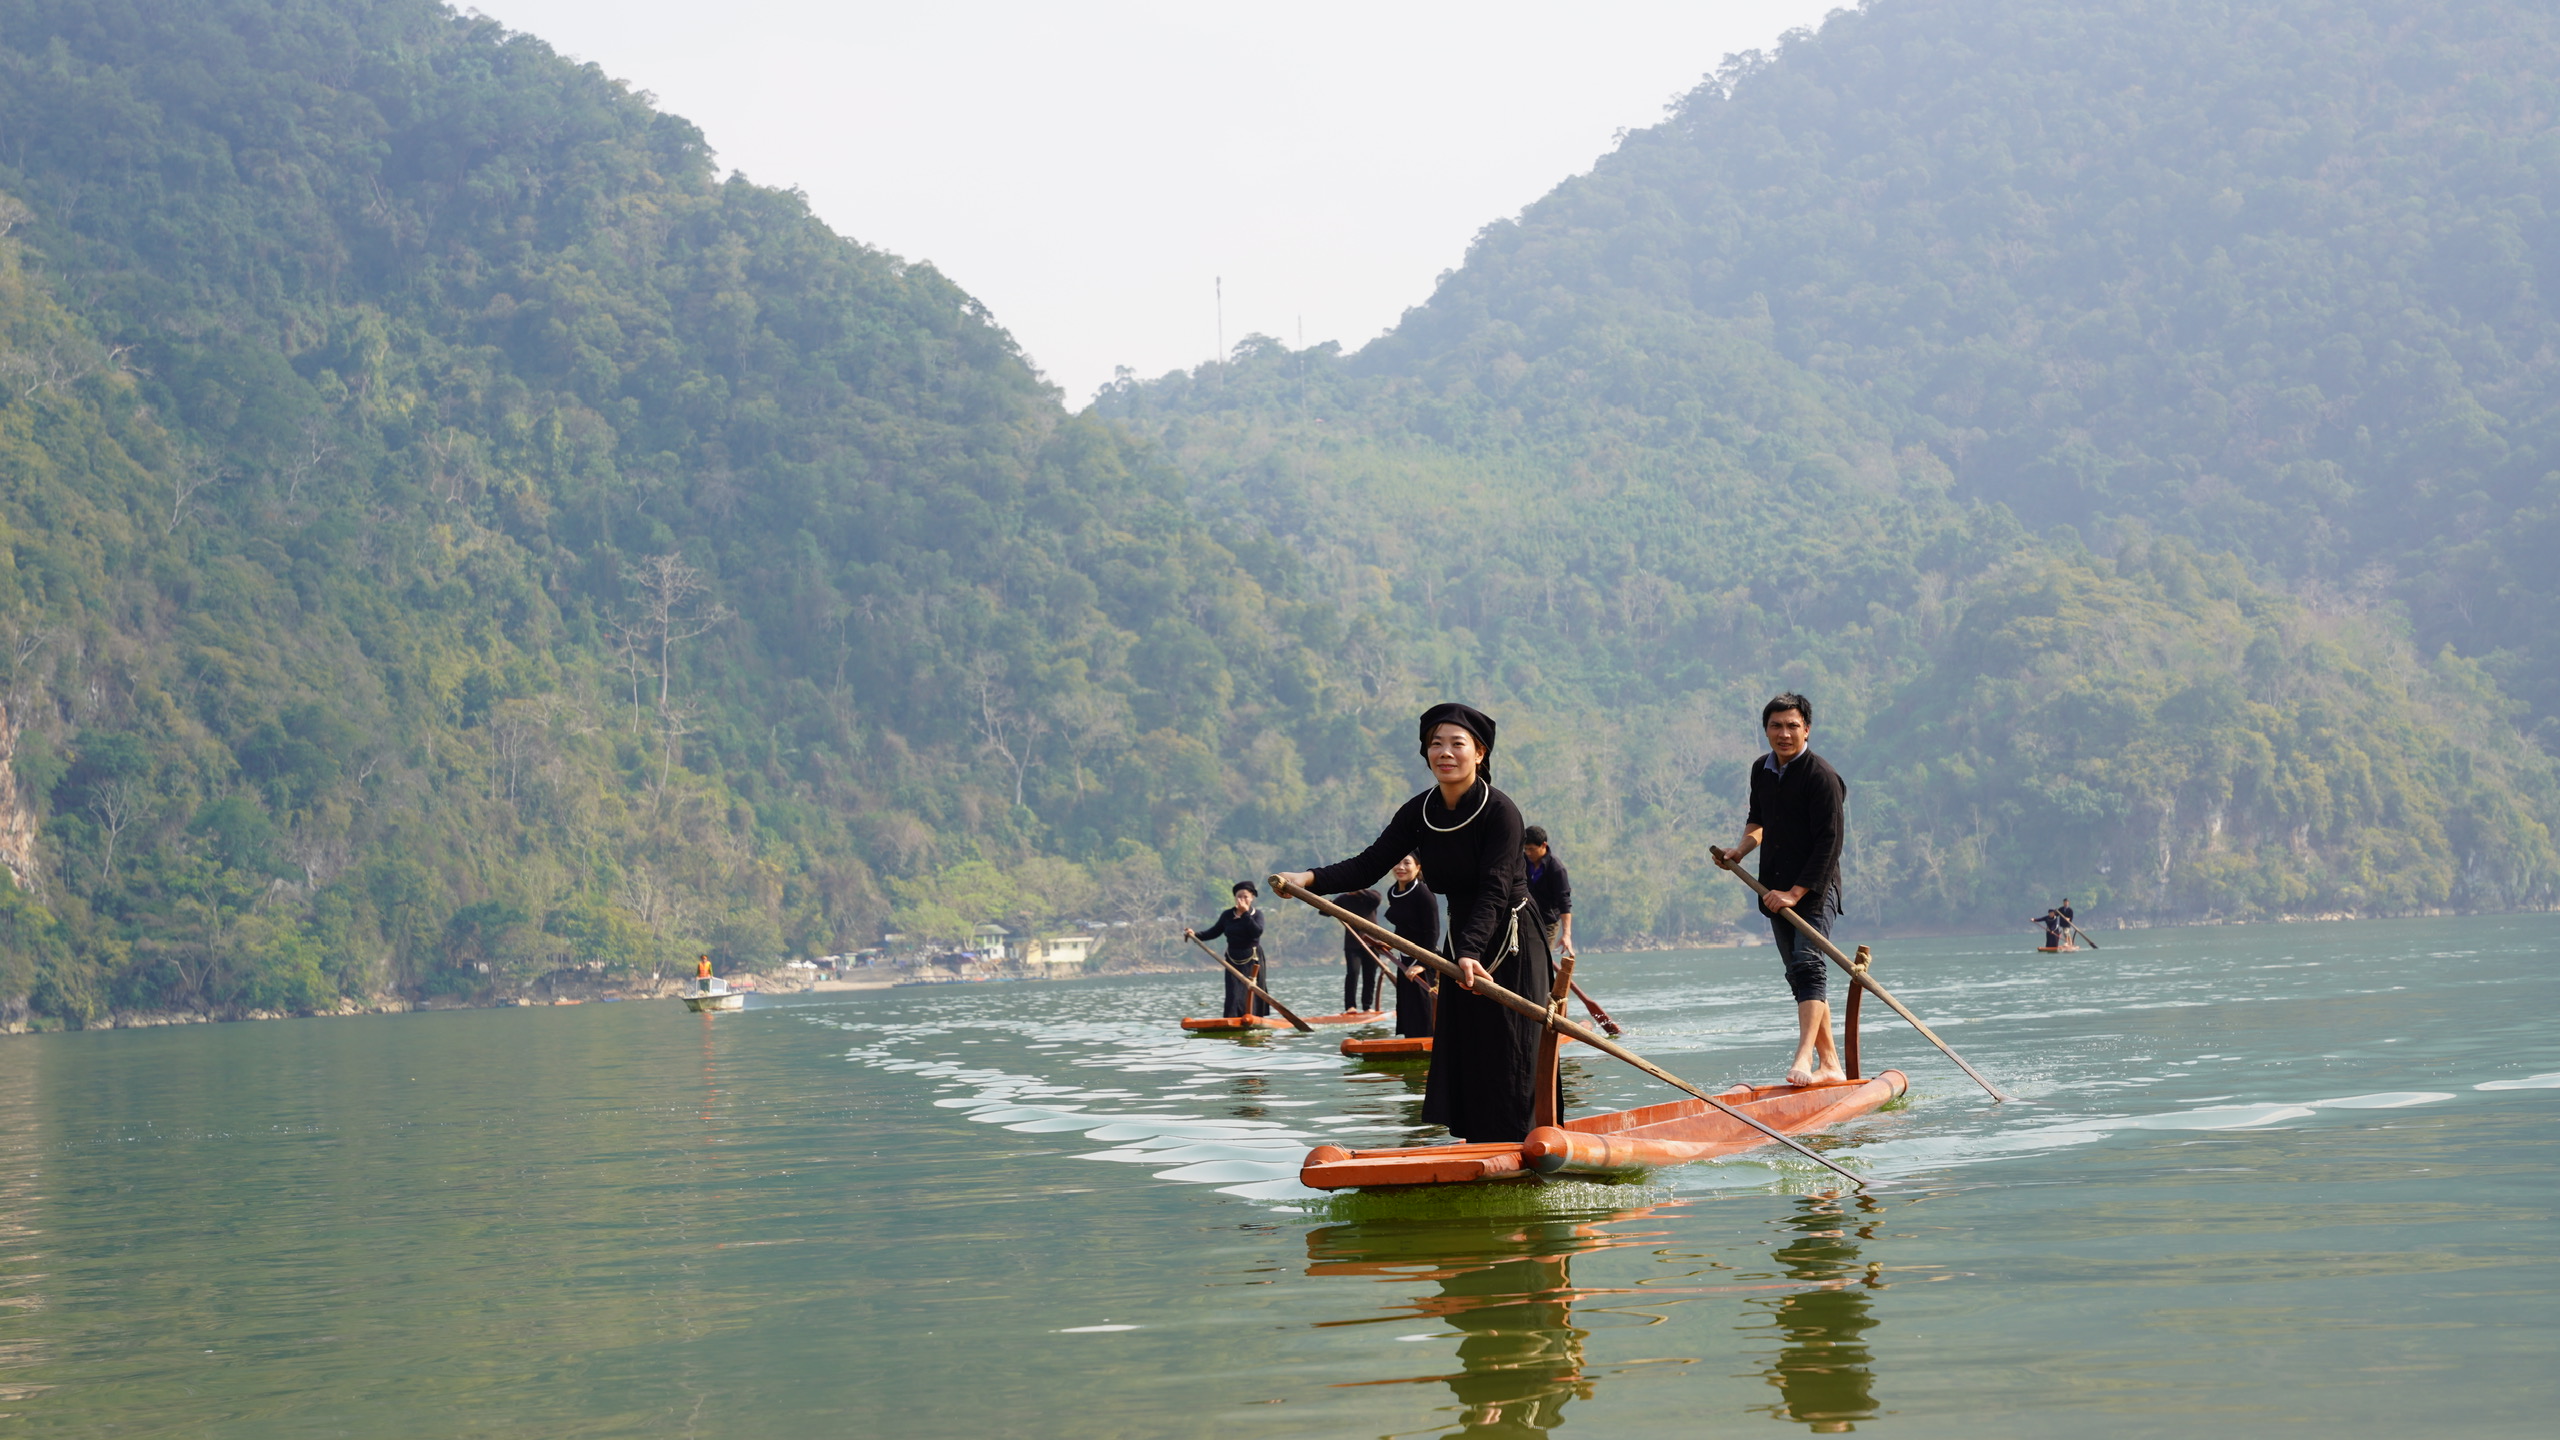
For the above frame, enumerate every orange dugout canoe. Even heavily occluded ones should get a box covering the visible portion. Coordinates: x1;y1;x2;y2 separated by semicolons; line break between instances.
1341;1035;1432;1057
1298;1070;1907;1189
1180;1009;1386;1033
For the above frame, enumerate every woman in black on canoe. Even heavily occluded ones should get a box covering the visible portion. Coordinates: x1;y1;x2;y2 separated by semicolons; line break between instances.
1276;702;1554;1143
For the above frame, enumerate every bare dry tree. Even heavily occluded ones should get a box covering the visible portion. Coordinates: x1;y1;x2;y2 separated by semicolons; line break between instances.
167;457;220;533
487;698;553;804
627;553;729;711
89;779;143;880
649;700;697;818
970;662;1045;807
283;416;335;504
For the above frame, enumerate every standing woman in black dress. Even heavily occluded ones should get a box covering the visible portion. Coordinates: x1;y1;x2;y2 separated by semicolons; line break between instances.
1384;854;1439;1038
1277;703;1553;1143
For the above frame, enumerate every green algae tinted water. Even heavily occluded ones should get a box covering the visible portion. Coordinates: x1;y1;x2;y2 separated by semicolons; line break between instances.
2;915;2555;1437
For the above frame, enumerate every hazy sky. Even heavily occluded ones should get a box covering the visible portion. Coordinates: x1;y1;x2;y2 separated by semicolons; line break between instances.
472;1;1838;403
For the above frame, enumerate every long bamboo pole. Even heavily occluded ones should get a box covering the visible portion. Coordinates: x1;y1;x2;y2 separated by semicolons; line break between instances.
1344;924;1408;993
1270;877;1867;1188
1185;935;1314;1033
1718;864;2017;1103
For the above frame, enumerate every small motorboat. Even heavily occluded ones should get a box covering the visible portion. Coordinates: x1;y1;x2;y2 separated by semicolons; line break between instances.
1298;1071;1907;1189
680;977;746;1013
1341;1035;1432;1058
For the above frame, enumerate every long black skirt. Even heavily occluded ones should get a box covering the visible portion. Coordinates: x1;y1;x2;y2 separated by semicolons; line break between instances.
1392;968;1435;1037
1220;956;1270;1018
1420;912;1555;1142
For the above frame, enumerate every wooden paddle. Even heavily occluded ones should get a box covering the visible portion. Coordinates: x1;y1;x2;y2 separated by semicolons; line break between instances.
1270;877;1869;1189
1717;863;2018;1103
1568;979;1623;1037
2070;924;2100;951
1344;924;1410;997
1185;934;1314;1032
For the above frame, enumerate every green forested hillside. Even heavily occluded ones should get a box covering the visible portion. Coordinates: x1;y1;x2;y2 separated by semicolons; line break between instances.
0;0;1410;1024
1102;0;2560;936
4;0;2558;1026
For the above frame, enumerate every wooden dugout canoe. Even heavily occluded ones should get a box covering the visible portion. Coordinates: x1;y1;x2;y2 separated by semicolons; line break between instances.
1297;1070;1907;1189
1341;1035;1432;1057
1181;1009;1386;1033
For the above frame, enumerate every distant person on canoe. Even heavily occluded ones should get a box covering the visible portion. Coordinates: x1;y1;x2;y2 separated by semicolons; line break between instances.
2031;907;2070;951
1277;702;1554;1143
1335;888;1387;1014
1523;825;1573;961
1384;854;1439;1038
1710;692;1848;1088
1185;882;1269;1019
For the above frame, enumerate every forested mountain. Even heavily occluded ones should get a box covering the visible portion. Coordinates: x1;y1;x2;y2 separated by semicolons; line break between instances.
2;0;2556;1027
0;0;1410;1024
1101;0;2560;935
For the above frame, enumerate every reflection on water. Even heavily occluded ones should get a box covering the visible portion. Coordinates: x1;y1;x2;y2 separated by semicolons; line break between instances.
1308;1196;1894;1436
1308;1214;1622;1435
1749;1197;1884;1432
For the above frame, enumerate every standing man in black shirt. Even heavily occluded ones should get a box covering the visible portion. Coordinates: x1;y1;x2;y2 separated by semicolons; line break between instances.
1185;881;1268;1019
1711;692;1848;1087
1523;826;1574;960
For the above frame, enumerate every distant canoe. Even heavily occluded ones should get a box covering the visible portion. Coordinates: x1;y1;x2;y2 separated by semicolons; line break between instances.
1179;1014;1290;1032
2036;944;2076;953
1180;1009;1386;1033
1298;1070;1907;1190
1341;1035;1432;1058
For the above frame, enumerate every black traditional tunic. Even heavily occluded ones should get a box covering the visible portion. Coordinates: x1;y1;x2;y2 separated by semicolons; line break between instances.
1194;905;1268;1017
1526;852;1572;938
1384;877;1440;1038
1310;780;1553;1142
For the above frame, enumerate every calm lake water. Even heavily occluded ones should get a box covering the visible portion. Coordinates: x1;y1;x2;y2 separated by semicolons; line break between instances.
2;915;2555;1437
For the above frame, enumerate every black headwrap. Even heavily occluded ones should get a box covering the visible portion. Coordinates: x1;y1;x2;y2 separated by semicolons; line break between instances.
1417;702;1497;783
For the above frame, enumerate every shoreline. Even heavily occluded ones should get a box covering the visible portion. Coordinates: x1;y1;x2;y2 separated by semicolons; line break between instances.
7;906;2545;1035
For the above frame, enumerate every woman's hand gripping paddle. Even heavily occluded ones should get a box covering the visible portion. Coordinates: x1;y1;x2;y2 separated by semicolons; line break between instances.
1271;877;1869;1189
1185;934;1315;1033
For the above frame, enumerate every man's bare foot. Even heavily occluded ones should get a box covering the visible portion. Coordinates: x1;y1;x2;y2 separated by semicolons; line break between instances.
1812;1065;1848;1084
1785;1062;1816;1086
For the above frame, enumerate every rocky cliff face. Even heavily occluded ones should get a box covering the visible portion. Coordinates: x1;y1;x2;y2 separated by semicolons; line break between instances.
0;705;38;892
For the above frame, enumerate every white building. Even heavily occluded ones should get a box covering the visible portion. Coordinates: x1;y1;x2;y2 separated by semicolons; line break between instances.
1021;935;1095;965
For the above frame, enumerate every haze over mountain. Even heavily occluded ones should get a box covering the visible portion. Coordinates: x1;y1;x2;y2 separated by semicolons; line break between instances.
1;0;2555;1027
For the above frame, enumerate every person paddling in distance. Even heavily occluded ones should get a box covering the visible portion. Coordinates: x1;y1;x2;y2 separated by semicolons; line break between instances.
1384;854;1439;1038
1185;881;1268;1020
1710;692;1849;1088
1276;703;1554;1143
1523;825;1573;961
1334;888;1387;1014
